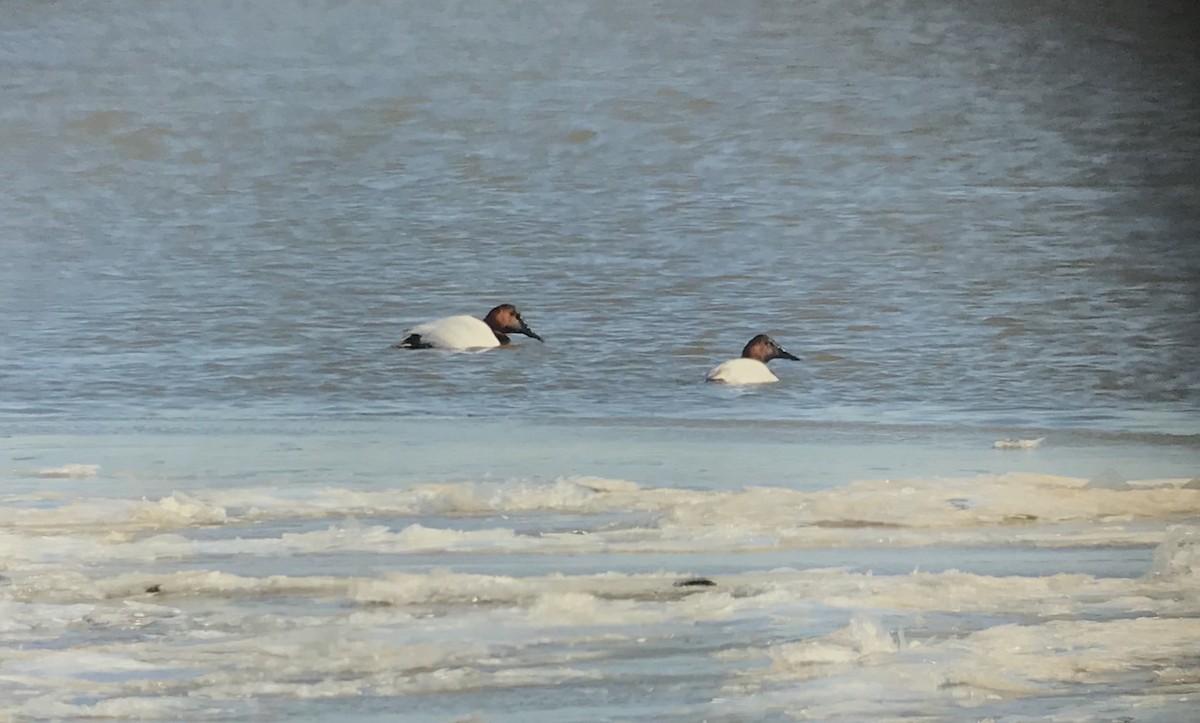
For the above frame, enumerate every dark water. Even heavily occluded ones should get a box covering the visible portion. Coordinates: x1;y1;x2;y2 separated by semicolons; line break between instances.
2;0;1198;433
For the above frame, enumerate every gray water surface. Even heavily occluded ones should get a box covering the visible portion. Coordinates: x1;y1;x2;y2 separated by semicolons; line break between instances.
3;0;1198;431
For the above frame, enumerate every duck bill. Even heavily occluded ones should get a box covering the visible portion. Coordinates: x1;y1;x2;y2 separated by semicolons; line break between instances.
777;349;799;361
522;326;544;342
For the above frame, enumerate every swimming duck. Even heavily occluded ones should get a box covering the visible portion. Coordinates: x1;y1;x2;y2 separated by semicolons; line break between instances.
706;334;799;384
392;304;543;350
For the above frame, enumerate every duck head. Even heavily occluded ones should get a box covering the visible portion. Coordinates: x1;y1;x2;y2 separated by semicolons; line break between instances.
484;304;543;343
742;334;798;363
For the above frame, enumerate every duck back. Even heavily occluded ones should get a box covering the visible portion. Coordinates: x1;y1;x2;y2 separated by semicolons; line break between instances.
402;315;501;350
706;358;779;384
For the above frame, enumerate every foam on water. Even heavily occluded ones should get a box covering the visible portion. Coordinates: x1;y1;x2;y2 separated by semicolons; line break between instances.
3;530;1198;719
3;475;1196;568
3;456;1198;717
718;615;1200;720
29;464;100;479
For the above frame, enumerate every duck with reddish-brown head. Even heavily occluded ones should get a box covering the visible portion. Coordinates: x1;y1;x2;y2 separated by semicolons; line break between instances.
392;304;543;351
706;334;799;384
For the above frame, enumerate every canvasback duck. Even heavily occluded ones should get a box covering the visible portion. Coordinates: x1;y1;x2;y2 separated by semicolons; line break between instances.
392;304;543;351
706;334;799;384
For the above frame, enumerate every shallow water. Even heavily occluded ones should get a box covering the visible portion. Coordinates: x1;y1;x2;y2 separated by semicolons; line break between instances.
2;0;1199;720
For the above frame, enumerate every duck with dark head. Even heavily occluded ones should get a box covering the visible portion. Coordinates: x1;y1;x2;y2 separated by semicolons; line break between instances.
706;334;799;384
393;303;543;350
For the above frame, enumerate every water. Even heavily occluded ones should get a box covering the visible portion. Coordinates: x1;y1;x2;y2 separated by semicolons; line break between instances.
2;0;1199;720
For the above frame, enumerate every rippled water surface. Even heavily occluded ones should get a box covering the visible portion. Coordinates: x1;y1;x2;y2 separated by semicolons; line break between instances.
2;1;1199;720
3;0;1198;430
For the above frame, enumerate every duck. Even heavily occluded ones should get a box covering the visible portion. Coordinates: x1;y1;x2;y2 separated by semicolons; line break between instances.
706;334;799;384
392;304;543;350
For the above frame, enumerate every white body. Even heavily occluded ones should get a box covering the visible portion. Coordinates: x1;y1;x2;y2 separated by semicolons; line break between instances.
407;315;501;350
706;358;779;384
